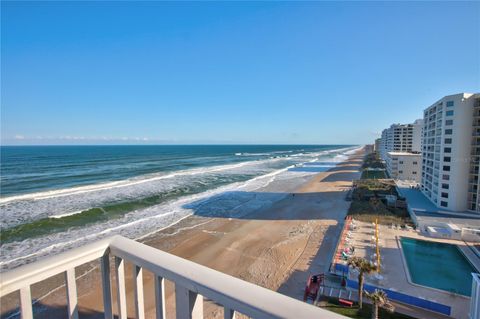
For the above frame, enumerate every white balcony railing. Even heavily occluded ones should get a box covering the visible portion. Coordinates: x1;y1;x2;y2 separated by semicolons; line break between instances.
0;235;347;319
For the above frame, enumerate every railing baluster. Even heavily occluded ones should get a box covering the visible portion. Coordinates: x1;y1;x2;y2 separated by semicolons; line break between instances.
154;275;166;319
115;256;127;319
101;255;113;319
65;268;79;319
19;286;33;319
133;265;145;319
175;284;203;319
223;307;235;319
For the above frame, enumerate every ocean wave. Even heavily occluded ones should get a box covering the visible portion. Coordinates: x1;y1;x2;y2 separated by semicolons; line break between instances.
234;150;295;156
1;148;349;228
0;160;268;204
0;146;361;269
0;158;303;269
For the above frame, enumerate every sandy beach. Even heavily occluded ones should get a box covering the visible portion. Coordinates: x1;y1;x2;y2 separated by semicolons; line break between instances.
3;148;365;319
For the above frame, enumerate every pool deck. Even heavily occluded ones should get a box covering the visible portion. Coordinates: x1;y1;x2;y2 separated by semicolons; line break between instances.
396;183;480;230
343;220;480;319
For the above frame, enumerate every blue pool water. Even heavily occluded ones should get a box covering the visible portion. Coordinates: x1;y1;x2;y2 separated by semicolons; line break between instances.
400;237;476;296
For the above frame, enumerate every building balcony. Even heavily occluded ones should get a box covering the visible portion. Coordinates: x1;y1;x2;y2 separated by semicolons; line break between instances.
469;187;479;194
0;236;345;319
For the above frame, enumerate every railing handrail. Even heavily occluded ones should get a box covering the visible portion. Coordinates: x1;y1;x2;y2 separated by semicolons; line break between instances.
0;236;112;296
0;236;347;318
109;236;345;318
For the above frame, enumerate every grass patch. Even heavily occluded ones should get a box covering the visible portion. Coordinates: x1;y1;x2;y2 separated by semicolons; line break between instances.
320;297;415;319
361;152;388;180
361;170;387;180
348;179;412;226
362;152;385;170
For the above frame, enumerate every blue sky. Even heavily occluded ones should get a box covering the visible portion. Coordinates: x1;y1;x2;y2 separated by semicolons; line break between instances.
1;1;479;145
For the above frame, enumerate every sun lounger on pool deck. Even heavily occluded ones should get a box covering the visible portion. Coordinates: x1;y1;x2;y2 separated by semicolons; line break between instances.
339;299;353;307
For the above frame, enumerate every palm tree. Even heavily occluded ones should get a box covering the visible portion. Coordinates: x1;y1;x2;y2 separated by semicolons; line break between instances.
364;289;395;319
347;256;376;309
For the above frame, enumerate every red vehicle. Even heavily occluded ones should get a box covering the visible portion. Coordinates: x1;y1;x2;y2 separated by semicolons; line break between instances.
303;273;324;302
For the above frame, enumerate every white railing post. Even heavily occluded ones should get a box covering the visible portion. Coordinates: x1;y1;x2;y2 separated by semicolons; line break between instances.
175;284;203;319
133;265;145;319
115;257;127;319
154;275;166;319
19;286;33;319
65;268;79;319
1;236;348;319
100;255;113;319
223;307;235;319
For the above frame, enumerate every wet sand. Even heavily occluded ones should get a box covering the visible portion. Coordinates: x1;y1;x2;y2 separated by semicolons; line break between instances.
3;148;365;319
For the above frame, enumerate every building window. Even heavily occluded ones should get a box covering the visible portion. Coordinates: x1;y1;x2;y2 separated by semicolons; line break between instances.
445;129;453;135
399;161;404;164
446;101;454;107
440;201;448;207
443;174;450;180
413;161;418;165
445;119;453;125
444;156;451;162
442;183;449;189
443;165;450;171
399;170;403;174
412;171;417;175
446;110;454;116
441;192;448;198
444;147;451;153
444;138;452;144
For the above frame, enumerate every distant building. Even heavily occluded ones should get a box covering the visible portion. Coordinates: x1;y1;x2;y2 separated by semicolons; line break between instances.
468;97;480;212
385;152;422;182
420;93;480;213
379;119;423;161
374;138;381;154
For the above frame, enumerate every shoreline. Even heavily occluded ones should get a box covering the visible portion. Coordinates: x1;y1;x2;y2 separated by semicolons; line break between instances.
1;147;366;319
0;146;356;270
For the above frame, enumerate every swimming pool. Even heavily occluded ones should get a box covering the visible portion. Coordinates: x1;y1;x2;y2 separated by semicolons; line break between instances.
400;237;476;296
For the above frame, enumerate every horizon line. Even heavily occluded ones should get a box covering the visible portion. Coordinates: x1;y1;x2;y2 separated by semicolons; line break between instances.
0;143;361;147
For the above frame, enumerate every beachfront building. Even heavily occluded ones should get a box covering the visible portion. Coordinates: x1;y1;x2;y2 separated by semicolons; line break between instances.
420;93;480;213
468;97;480;212
374;138;381;155
385;152;421;182
379;119;423;161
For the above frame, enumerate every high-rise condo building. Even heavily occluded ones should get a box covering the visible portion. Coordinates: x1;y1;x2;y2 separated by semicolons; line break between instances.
379;119;423;161
468;97;480;211
421;93;480;212
385;152;422;182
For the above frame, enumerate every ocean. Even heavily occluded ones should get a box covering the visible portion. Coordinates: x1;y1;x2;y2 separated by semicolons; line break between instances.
0;144;358;270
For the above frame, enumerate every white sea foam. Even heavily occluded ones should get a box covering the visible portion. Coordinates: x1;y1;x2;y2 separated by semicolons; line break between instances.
50;210;85;219
0;146;362;270
0;159;276;204
1;148;352;228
